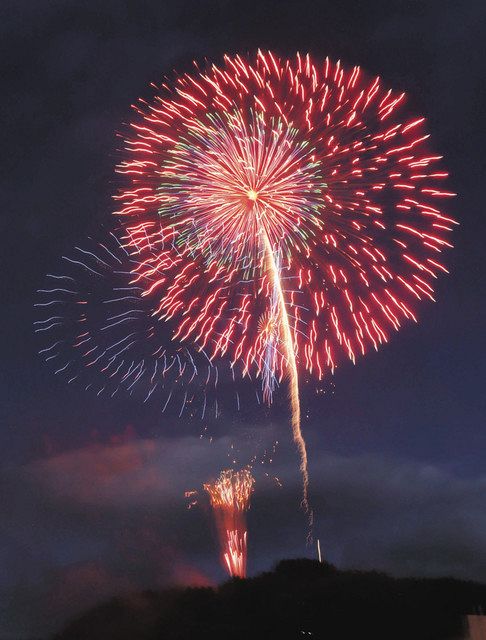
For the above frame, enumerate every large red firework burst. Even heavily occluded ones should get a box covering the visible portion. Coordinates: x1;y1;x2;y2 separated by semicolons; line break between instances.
115;51;456;385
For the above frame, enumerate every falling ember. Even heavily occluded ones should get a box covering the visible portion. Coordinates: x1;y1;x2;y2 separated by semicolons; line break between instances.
204;468;255;578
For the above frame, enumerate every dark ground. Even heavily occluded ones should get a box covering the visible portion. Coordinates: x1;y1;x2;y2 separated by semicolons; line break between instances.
53;559;485;640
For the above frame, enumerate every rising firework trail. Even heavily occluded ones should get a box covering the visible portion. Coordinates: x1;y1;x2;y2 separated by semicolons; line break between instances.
262;229;309;515
204;468;255;577
114;51;456;516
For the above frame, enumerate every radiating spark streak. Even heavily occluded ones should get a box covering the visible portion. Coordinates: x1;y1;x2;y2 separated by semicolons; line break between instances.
162;390;173;412
62;256;102;276
201;392;207;419
144;383;158;402
46;274;75;282
179;390;188;417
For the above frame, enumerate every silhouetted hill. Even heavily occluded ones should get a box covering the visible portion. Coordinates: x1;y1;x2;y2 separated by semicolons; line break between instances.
52;559;486;639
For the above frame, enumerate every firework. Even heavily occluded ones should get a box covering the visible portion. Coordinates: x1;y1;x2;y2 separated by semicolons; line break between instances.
116;51;455;380
114;51;456;514
34;232;245;417
204;468;255;577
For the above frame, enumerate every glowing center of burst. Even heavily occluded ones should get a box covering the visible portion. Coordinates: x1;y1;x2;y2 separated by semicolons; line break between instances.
160;111;326;264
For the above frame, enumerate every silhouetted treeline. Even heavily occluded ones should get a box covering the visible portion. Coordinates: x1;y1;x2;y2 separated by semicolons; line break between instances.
52;559;486;639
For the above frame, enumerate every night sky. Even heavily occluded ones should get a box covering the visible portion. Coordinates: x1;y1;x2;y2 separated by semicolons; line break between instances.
2;1;486;637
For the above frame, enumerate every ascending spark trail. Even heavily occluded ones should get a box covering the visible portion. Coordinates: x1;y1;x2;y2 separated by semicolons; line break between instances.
261;228;311;519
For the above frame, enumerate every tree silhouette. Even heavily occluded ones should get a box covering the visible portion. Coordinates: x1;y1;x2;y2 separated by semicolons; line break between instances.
53;560;485;639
